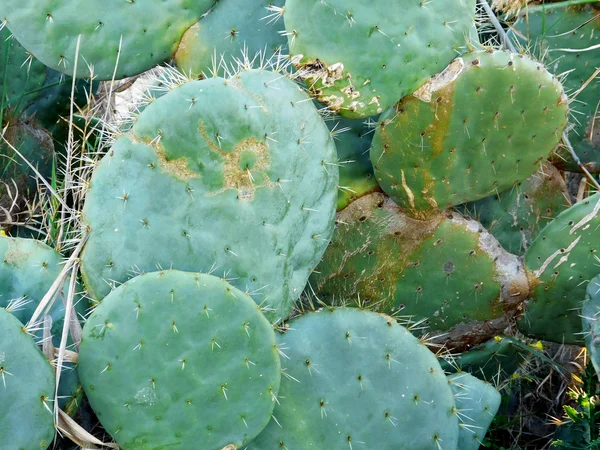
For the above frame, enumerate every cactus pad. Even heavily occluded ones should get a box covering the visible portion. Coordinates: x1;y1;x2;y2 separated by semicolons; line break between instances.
0;235;86;344
513;5;600;173
283;0;477;118
0;307;55;449
371;50;569;219
80;69;338;322
310;193;529;350
447;372;501;450
175;0;286;78
249;307;459;449
0;0;214;79
78;270;281;450
520;193;600;344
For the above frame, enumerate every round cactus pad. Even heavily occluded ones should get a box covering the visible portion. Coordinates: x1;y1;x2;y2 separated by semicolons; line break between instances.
249;307;459;449
283;0;477;118
78;271;281;450
0;308;55;449
371;50;569;219
80;69;338;323
0;0;214;79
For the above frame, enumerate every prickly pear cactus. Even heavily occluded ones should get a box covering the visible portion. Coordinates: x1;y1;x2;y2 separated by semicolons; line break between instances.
371;50;569;219
310;192;530;351
512;5;600;173
0;307;55;449
459;162;571;255
447;372;502;450
0;0;214;79
249;307;459;450
78;270;281;450
81;69;338;322
175;0;286;78
520;193;600;344
283;0;477;118
582;274;600;380
328;113;380;210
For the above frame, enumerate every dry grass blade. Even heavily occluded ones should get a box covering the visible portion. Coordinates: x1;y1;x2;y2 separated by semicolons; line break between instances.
57;409;119;449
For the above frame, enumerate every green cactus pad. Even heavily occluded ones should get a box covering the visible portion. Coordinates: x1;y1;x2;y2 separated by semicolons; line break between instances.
512;5;600;173
310;193;529;351
371;50;569;219
81;69;338;322
78;270;281;450
447;372;501;450
249;307;459;449
459;162;571;255
283;0;477;118
0;307;55;449
0;0;214;80
0;27;47;114
328;113;380;210
582;274;600;381
520;193;600;344
175;0;286;78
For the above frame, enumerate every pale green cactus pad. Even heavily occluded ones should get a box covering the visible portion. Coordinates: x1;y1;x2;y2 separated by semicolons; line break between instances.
249;307;459;449
447;372;501;450
0;307;55;449
371;50;569;219
78;270;281;450
80;69;338;322
283;0;477;118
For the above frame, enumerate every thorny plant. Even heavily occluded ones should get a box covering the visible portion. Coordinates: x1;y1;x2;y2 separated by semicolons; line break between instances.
0;1;598;448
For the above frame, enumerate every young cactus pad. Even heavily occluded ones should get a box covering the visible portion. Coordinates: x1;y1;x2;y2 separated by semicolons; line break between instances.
80;69;338;322
283;0;477;118
0;307;55;449
447;372;502;450
370;50;569;219
77;270;281;450
248;307;459;450
582;274;600;381
175;0;286;78
520;193;600;344
309;192;529;351
0;0;214;79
